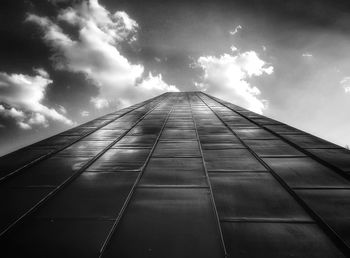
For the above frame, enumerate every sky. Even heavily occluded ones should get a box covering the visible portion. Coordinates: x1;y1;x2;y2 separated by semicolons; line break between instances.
1;0;350;155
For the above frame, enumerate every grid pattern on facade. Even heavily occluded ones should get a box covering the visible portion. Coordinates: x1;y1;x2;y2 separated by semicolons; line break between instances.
0;92;349;257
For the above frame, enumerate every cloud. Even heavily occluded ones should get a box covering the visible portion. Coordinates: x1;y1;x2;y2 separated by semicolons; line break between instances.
136;72;179;92
0;70;73;129
229;25;242;36
27;0;178;109
230;45;238;52
340;77;350;93
90;97;109;109
302;53;313;57
194;50;273;114
80;110;90;117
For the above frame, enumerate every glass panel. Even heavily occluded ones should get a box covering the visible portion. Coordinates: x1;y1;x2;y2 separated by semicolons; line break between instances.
160;129;197;140
233;128;277;139
283;134;339;148
203;149;266;171
32;135;82;149
5;156;91;187
209;173;311;220
250;117;280;125
57;141;113;157
36;172;138;219
139;157;207;187
165;121;194;129
113;135;157;148
199;134;241;144
0;187;53;233
153;141;200;157
87;148;151;171
103;188;224;258
307;148;350;172
0;219;113;257
82;129;127;141
221;222;344;258
264;124;303;134
244;139;305;157
263;157;349;188
196;126;231;135
129;126;162;135
0;148;49;178
296;189;350;246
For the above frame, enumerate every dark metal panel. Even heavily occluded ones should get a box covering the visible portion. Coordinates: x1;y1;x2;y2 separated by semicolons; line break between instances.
201;143;246;150
221;222;345;258
0;187;53;233
296;189;350;246
139;157;207;187
4;156;91;188
160;129;197;140
307;148;350;172
263;157;350;188
101;121;136;130
58;126;97;136
244;139;305;157
153;140;201;157
165;120;194;129
87;148;151;171
35;172;138;219
82;129;127;141
203;148;266;171
78;119;111;128
57;141;113;157
102;188;225;258
197;126;232;135
199;134;242;144
0;148;50;178
220;118;257;128
209;173;311;220
283;134;340;149
129;125;163;135
1;219;113;258
233;128;278;139
137;119;167;126
32;135;82;149
264;124;304;134
112;135;158;148
248;117;280;125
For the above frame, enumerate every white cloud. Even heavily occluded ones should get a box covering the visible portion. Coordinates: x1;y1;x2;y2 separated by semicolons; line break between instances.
302;53;313;57
194;50;273;114
230;45;238;52
136;73;179;92
58;105;67;114
27;0;178;110
229;25;242;36
81;110;90;117
90;97;109;109
340;77;350;93
0;70;73;129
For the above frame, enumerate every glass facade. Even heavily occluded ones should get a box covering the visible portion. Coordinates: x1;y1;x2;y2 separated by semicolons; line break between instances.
0;92;349;257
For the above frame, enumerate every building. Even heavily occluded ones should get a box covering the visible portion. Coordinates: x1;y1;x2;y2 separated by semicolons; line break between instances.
0;92;349;257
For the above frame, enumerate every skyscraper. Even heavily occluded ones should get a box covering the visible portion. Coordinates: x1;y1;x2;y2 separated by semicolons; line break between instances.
0;92;349;257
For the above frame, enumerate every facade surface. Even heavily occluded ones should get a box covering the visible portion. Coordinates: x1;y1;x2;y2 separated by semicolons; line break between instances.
0;92;349;257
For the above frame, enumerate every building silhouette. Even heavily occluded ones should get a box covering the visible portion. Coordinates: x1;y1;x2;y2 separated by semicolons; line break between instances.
0;92;349;257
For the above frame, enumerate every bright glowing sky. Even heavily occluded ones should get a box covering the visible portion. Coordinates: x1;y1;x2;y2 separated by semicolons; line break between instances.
1;0;350;155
